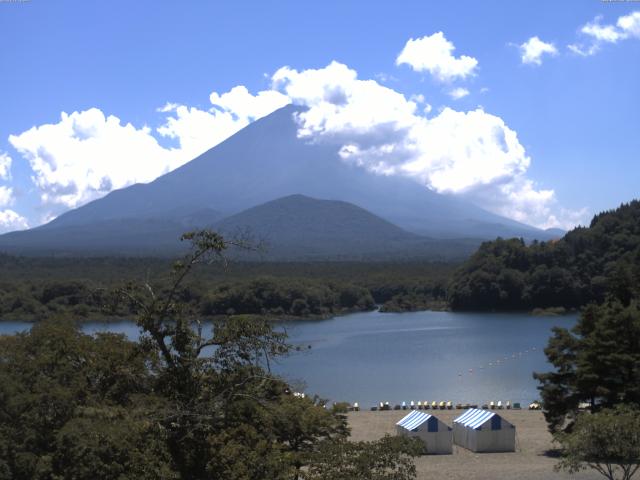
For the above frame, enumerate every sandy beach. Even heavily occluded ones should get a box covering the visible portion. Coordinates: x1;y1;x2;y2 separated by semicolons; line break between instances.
348;409;601;479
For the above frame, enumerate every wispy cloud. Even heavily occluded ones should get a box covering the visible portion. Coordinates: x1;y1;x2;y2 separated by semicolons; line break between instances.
569;11;640;56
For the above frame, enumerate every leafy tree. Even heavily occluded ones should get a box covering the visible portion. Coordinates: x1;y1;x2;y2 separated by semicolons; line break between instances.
0;320;160;480
270;397;350;477
116;231;304;478
201;276;375;318
51;407;176;480
115;230;418;479
555;406;640;480
303;435;423;480
534;300;640;433
0;231;424;479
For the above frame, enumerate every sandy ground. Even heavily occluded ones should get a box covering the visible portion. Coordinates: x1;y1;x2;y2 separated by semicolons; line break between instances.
347;410;601;480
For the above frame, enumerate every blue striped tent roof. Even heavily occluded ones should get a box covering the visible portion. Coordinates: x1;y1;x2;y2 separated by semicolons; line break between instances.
396;410;433;431
453;409;498;430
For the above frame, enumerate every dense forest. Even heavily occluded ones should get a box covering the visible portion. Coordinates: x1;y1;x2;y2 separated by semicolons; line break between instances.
3;200;639;322
0;256;454;321
448;201;640;311
0;232;423;479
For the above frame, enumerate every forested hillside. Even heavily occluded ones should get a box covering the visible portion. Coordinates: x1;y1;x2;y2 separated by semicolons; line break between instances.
448;201;640;311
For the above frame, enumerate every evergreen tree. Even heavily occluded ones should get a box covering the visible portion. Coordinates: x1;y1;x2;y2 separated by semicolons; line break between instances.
534;300;640;433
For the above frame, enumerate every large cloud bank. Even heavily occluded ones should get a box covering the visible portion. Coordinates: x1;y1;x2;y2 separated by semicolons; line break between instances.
9;90;289;212
270;61;580;229
7;33;585;232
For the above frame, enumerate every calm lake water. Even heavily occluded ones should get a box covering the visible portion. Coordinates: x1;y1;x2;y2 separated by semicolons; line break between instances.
0;310;575;407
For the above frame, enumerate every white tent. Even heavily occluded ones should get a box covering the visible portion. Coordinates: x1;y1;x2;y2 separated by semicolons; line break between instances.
453;408;515;452
396;410;452;454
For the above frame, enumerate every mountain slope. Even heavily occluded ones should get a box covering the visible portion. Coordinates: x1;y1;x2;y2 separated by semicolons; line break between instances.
213;194;478;260
0;210;222;256
37;105;549;238
0;195;479;259
0;104;556;257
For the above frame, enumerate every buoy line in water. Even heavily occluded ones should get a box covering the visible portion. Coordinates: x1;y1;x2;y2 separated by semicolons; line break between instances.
354;345;546;412
456;345;541;377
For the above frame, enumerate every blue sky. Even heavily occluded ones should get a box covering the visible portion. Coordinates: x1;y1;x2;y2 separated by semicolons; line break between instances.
0;0;638;232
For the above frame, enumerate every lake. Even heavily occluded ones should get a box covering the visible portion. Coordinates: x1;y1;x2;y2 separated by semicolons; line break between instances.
0;310;575;407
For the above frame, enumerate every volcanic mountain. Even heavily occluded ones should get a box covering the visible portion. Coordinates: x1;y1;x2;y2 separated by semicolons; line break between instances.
0;104;557;258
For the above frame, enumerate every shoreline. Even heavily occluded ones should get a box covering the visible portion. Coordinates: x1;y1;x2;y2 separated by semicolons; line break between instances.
0;304;580;325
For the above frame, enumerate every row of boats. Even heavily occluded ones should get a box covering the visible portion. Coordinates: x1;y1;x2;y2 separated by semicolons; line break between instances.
352;400;542;411
295;391;543;412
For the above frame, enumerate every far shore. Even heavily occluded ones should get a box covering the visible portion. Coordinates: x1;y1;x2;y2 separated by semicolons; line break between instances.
0;304;580;325
347;410;600;480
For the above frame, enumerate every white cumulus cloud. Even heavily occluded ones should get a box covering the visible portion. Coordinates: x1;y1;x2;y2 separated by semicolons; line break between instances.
209;85;290;119
8;58;583;230
467;177;586;230
400;108;530;194
9;87;290;210
618;11;640;37
0;153;12;180
0;154;21;233
273;61;418;144
9;108;187;209
396;32;478;82
271;62;582;229
158;85;289;160
0;186;14;207
519;36;558;65
582;19;624;43
0;209;29;233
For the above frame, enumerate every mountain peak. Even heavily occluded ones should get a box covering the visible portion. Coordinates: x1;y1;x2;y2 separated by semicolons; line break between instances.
213;194;475;260
0;104;557;257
